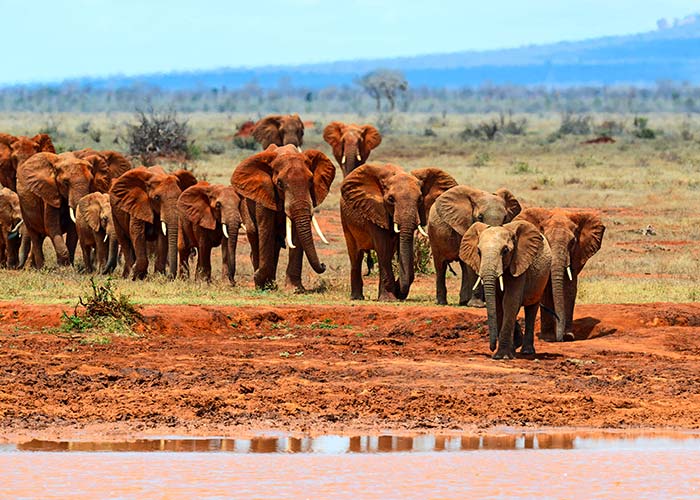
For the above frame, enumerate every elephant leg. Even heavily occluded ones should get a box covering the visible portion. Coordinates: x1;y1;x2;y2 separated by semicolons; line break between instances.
95;238;107;273
253;207;278;289
493;287;519;360
154;233;167;274
0;238;6;268
129;221;148;280
28;232;45;269
196;243;212;282
521;303;538;355
375;235;397;301
81;241;94;273
285;244;305;292
434;255;448;305
178;242;191;279
539;281;556;341
350;245;365;301
66;227;78;265
364;251;374;276
50;233;70;266
18;233;31;269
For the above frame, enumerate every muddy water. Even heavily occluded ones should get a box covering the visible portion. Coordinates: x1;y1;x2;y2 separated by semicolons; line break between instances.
2;431;700;499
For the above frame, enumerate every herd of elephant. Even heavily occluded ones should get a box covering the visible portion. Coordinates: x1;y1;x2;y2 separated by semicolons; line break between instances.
0;114;605;359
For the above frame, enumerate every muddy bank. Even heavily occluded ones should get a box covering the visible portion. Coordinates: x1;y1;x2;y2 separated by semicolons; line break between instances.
1;301;700;441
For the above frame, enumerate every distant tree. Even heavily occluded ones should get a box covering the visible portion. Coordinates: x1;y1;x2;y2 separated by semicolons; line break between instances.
358;70;408;111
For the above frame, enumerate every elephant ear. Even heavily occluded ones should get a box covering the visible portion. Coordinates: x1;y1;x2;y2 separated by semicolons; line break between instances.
514;207;552;229
253;115;282;146
85;154;111;193
341;163;391;230
305;150;336;206
360;125;382;160
322;122;345;160
507;220;543;277
433;185;480;235
459;222;489;273
32;134;55;153
494;188;522;222
101;150;131;179
178;182;216;230
411;168;458;224
172;169;198;191
230;150;278;210
84;196;103;233
109;168;153;223
571;212;605;272
19;153;61;208
0;133;17;146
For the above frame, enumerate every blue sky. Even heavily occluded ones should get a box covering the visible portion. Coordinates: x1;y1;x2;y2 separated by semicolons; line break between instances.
1;0;697;84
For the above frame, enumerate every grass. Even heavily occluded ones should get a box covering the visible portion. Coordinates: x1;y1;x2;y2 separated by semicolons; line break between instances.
0;111;699;307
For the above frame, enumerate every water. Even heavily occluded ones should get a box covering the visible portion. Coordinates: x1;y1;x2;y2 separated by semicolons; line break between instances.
2;431;699;499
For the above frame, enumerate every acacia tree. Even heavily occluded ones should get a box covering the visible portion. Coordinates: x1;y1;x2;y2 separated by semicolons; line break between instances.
358;70;408;111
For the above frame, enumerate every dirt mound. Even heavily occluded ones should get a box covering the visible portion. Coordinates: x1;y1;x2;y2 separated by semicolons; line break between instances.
1;301;700;441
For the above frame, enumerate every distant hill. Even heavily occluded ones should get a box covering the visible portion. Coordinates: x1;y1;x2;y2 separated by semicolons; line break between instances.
51;13;700;90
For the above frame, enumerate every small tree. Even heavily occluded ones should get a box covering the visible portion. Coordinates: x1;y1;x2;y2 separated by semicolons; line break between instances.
358;70;408;111
127;109;191;165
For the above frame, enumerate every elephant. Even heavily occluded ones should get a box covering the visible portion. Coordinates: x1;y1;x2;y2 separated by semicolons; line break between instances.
460;220;552;359
110;166;197;280
428;185;521;306
0;133;55;192
73;148;132;186
340;163;457;301
177;181;252;283
0;187;23;268
230;144;335;290
252;114;304;150
16;152;109;269
515;208;605;342
322;122;382;177
75;192;118;274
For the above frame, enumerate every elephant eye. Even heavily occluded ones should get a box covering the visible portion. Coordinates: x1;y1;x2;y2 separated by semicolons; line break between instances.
387;195;395;204
477;214;484;222
153;194;161;202
277;180;284;189
501;247;509;256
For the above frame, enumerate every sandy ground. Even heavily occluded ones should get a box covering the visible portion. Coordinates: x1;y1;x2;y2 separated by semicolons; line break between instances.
1;300;699;442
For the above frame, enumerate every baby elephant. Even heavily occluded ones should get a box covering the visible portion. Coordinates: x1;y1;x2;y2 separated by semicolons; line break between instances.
0;187;23;268
178;181;249;283
75;193;119;274
460;221;551;359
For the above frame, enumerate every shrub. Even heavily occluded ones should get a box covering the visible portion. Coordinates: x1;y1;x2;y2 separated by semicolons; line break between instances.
413;233;433;274
126;109;191;165
76;121;91;134
233;135;258;150
558;113;592;135
472;151;491;167
89;128;101;143
204;142;226;155
633;116;656;139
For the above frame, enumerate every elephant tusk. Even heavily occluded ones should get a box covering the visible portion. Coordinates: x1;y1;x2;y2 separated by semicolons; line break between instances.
286;216;296;249
311;215;329;244
240;223;247;233
417;225;429;237
393;222;400;234
11;220;23;233
161;221;167;236
499;274;504;292
222;223;229;239
341;154;346;165
69;207;76;223
356;153;361;162
103;233;109;243
567;266;573;281
297;146;303;153
473;275;482;291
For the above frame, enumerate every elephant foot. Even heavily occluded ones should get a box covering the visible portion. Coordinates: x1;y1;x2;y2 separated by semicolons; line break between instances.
466;297;486;308
378;292;398;302
513;323;523;349
437;298;448;306
492;348;516;360
520;345;536;355
350;293;365;301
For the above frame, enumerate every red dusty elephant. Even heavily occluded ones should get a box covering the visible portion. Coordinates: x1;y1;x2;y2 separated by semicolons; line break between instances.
340;163;456;301
16;152;109;268
0;187;23;268
252;114;305;150
75;192;119;274
72;148;132;185
515;207;605;342
230;144;335;290
110;166;197;280
322;122;382;177
0;133;55;192
177;181;252;283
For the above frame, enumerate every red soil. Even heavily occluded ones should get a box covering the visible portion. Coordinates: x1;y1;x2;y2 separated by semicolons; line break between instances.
1;301;700;441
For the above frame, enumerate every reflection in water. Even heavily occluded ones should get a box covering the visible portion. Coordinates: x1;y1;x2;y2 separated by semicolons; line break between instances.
14;431;700;454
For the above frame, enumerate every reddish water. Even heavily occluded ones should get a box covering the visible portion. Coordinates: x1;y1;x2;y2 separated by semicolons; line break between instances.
2;432;700;499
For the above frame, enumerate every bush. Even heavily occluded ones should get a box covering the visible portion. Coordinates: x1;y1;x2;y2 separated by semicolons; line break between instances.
233;135;258;150
76;121;91;134
414;234;433;274
204;142;226;155
89;128;101;143
126;109;191;165
633;116;656;139
558;113;592;135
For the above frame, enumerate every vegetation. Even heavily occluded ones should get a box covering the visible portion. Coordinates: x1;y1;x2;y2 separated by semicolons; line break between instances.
126;109;192;165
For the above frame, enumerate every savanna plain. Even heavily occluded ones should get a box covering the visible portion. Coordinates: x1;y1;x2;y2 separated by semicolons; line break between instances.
1;111;700;441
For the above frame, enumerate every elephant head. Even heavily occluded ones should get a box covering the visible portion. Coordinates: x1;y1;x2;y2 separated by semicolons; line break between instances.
110;166;197;278
516;207;605;341
76;192;118;273
432;185;521;234
73;148;132;188
323;122;382;176
231;144;335;276
342;163;456;298
18;152;102;222
252;114;304;150
178;181;246;282
460;220;543;351
0;133;55;192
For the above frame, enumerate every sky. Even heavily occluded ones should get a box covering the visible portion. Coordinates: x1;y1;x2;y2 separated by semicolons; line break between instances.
1;0;698;85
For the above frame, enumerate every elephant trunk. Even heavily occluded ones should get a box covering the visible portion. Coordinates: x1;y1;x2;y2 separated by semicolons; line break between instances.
397;226;415;299
103;228;119;274
291;206;325;274
551;253;569;342
165;215;178;279
225;220;240;284
342;143;360;176
482;272;500;352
